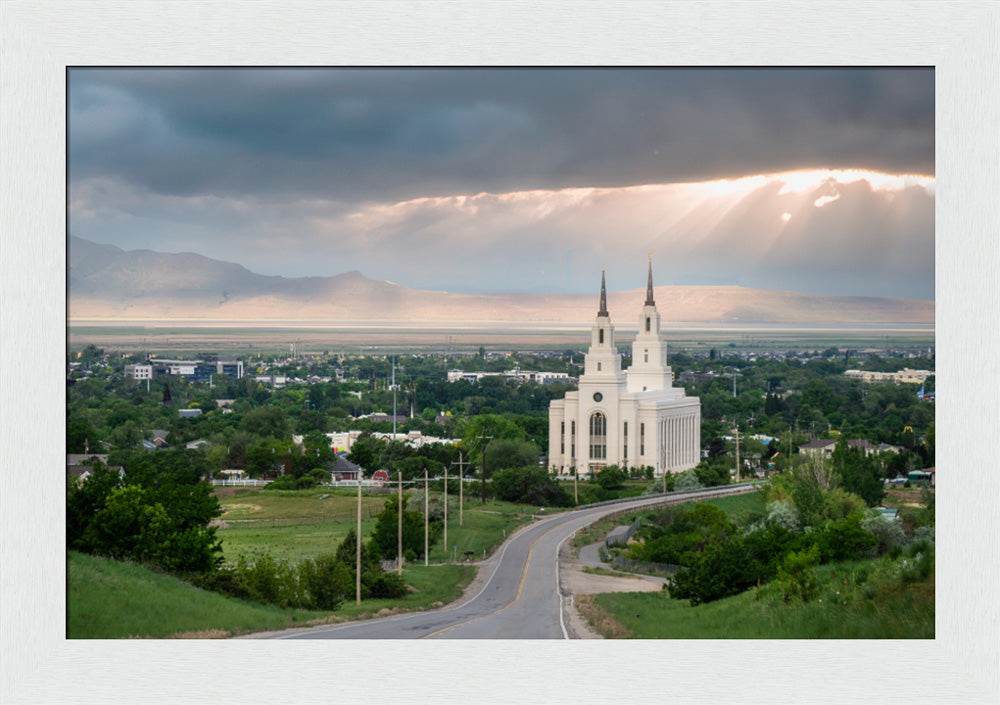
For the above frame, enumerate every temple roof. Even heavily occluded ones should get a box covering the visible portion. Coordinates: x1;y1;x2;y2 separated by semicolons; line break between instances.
645;252;655;306
598;269;609;317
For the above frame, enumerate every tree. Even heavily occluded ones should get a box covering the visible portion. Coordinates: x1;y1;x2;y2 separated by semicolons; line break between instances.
483;438;540;476
694;461;730;487
492;466;571;507
67;461;123;547
68;451;223;574
831;438;885;507
302;430;335;468
246;439;282;477
595;464;628;490
369;493;431;561
240;406;290;438
108;420;142;450
346;433;383;471
67;417;101;454
460;414;526;465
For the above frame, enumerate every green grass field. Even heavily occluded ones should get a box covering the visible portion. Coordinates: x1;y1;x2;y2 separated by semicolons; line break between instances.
426;499;551;562
216;487;386;563
217;488;543;565
584;555;934;639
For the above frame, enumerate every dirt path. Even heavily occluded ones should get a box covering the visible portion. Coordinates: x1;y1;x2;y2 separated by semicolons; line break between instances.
558;540;666;639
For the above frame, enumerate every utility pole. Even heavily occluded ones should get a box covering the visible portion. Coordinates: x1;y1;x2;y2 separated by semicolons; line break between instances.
735;423;741;483
356;470;362;606
458;452;464;527
574;466;578;506
397;469;402;576
424;469;429;566
443;461;448;553
392;356;396;440
480;429;493;504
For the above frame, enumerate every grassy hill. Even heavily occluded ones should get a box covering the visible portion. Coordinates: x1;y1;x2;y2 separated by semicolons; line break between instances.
68;551;321;638
578;554;934;639
68;550;477;638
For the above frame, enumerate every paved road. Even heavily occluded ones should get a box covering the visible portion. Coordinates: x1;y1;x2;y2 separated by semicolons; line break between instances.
278;485;754;639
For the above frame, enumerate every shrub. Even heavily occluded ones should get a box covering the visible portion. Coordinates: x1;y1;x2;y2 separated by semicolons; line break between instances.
362;570;408;599
861;509;907;556
233;553;304;608
766;499;800;531
595;465;628;490
669;536;758;606
777;545;820;603
674;468;703;492
911;525;935;544
813;512;877;562
298;553;352;610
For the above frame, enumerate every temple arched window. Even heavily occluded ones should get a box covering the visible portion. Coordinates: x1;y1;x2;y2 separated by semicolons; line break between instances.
589;412;607;460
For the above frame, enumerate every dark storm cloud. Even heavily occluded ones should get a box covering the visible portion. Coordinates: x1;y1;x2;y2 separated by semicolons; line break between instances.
69;67;934;202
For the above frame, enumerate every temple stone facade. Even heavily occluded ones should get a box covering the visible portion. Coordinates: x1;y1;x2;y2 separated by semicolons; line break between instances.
548;260;701;477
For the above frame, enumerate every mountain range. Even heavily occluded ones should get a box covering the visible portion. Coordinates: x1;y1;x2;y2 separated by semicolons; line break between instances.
68;236;933;326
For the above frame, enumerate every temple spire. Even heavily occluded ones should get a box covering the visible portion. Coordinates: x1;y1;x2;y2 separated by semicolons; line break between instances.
645;251;655;306
598;269;608;317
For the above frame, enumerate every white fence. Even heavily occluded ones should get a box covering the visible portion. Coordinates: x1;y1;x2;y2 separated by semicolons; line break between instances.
210;478;388;488
211;479;272;487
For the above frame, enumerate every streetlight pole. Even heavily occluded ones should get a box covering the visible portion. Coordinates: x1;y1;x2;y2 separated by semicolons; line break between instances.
723;366;742;398
397;469;402;576
356;469;362;606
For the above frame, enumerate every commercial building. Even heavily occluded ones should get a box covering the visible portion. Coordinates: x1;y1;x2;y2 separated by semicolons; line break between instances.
124;364;153;380
145;359;245;381
447;368;572;385
844;368;932;384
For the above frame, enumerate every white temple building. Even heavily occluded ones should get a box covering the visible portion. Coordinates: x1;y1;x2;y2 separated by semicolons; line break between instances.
548;259;701;477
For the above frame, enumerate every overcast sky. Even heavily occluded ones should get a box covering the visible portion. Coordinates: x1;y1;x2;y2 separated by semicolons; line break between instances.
68;67;935;299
